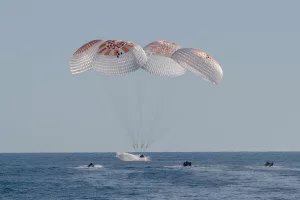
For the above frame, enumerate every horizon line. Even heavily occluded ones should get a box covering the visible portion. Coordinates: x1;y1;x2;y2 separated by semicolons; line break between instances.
1;150;300;154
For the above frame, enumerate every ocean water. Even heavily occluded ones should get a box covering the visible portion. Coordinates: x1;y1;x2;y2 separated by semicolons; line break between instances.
0;152;300;200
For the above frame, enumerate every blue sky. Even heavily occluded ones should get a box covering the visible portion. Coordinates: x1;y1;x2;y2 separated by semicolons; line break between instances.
1;0;300;152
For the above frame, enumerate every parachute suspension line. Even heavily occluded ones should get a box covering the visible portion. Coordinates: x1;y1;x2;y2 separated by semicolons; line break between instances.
134;72;145;155
140;139;145;154
101;78;133;136
133;131;138;153
141;142;148;153
99;78;135;149
131;132;138;153
136;74;143;136
137;132;141;154
146;78;171;147
151;78;179;143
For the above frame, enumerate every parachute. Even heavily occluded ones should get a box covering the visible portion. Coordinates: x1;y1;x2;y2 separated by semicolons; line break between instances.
171;48;223;84
70;39;223;84
142;40;185;77
69;39;223;154
70;40;147;75
69;40;104;74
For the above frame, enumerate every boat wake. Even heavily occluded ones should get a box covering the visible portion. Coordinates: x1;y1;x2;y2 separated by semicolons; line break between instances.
75;164;104;169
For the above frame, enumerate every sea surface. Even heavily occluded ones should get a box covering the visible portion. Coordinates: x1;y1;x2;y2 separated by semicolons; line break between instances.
0;152;300;200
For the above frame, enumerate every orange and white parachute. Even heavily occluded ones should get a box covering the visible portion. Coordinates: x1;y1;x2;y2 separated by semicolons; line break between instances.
171;48;223;84
141;40;185;77
69;39;147;75
68;38;224;154
69;39;223;84
69;40;104;74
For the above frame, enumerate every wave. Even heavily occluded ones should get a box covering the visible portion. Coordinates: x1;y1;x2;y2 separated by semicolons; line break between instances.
75;164;104;169
245;165;300;171
163;164;228;171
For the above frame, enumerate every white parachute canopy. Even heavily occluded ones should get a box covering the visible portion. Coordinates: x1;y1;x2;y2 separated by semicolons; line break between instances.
70;40;147;75
69;39;223;84
68;38;224;154
69;40;104;74
141;40;185;77
171;48;223;84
